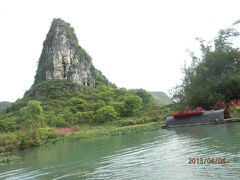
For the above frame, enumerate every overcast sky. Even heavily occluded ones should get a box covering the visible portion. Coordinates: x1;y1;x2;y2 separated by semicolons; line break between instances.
1;0;240;102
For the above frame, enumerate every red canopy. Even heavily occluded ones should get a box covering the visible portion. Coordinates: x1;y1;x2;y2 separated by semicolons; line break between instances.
170;111;203;118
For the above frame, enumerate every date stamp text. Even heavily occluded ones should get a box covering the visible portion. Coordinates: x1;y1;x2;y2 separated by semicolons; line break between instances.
188;157;226;164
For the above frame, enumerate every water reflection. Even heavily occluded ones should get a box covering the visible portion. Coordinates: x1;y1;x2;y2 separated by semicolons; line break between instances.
173;123;240;154
1;123;240;179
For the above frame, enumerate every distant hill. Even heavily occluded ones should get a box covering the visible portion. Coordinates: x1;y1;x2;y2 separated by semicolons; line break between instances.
148;91;172;105
0;101;12;112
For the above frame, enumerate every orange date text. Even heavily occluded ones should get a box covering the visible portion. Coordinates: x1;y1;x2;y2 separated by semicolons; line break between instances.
188;157;226;164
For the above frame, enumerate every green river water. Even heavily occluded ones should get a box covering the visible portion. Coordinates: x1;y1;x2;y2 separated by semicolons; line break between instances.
1;123;240;179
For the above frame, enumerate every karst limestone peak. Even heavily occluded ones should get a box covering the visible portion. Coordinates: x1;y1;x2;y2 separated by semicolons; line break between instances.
34;18;100;86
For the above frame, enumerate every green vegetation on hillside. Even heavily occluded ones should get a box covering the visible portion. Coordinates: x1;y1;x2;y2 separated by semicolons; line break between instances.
0;80;173;152
149;91;172;105
0;102;11;112
1;80;165;131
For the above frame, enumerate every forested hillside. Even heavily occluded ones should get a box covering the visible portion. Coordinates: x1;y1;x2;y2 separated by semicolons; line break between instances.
0;80;164;132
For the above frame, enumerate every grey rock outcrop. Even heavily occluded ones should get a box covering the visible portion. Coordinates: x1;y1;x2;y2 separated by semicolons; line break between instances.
34;18;100;86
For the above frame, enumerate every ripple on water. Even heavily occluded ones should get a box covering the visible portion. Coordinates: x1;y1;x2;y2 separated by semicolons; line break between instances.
1;123;240;179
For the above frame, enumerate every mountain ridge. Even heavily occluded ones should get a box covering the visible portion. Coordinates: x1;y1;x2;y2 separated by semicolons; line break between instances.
148;91;172;105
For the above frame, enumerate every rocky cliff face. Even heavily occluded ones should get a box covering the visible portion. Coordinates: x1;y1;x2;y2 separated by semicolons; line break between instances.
34;18;106;86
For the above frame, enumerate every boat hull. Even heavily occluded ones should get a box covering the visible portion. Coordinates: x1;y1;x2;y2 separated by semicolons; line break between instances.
165;109;224;128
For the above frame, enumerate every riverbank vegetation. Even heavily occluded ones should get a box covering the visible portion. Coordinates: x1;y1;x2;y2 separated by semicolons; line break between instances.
0;152;20;165
0;122;164;153
171;21;240;118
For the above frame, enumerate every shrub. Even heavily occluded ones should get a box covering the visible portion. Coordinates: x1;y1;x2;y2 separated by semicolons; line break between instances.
69;97;86;113
110;102;127;117
94;100;106;111
37;127;57;140
58;109;77;125
143;116;151;123
70;97;86;106
124;96;142;116
118;118;147;126
95;106;118;123
50;117;68;127
19;100;44;127
0;128;58;153
18;129;43;149
136;119;145;124
0;118;18;132
0;132;20;152
119;120;136;126
228;99;240;117
75;111;94;124
44;111;57;126
229;106;240;118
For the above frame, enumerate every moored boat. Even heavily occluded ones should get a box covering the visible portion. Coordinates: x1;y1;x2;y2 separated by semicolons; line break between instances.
165;109;224;128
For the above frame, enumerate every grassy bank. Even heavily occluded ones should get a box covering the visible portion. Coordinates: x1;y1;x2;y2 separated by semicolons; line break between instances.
49;121;164;144
0;121;165;153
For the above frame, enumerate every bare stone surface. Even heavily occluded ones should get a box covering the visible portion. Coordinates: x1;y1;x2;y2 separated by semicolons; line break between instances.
34;18;99;86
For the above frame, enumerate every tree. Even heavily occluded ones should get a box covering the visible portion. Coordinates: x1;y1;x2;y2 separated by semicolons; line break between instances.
69;97;86;113
20;100;44;127
124;96;142;116
58;108;77;125
130;89;152;105
75;111;94;124
172;27;240;110
110;102;127;117
95;106;118;123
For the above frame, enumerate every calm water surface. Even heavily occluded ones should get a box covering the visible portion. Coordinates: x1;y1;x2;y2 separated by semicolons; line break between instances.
1;123;240;179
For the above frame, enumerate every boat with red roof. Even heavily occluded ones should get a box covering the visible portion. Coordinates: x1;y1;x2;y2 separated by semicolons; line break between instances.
165;109;224;128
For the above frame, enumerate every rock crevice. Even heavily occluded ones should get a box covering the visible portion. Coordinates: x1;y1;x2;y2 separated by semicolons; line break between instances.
34;18;97;86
